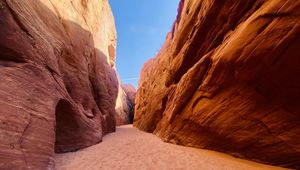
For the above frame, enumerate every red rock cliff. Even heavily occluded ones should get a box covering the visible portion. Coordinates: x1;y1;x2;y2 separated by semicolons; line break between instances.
0;0;123;169
134;0;300;168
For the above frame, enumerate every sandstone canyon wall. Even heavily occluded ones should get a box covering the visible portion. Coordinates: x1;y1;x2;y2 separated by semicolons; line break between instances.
134;0;300;168
0;0;125;169
114;83;136;125
122;84;136;123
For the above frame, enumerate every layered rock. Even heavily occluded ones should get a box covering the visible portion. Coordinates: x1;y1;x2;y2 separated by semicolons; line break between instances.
0;0;122;169
134;0;300;168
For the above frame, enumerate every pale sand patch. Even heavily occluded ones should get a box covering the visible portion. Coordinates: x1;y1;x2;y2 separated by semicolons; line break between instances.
55;125;287;170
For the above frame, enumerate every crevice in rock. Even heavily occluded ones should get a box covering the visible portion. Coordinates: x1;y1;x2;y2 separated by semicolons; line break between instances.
259;12;292;18
0;45;26;64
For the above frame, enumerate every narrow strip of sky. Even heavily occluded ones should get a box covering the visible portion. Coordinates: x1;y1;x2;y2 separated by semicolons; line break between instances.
109;0;179;87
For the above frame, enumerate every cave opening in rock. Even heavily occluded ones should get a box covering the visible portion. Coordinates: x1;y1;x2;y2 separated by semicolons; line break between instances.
55;99;80;153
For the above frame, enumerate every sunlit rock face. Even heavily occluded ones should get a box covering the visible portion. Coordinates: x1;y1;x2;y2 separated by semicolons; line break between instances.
0;0;122;169
122;84;136;123
115;84;136;125
134;0;300;168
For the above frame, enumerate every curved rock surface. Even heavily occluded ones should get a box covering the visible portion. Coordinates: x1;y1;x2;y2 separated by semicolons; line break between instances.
0;0;122;169
134;0;300;169
115;84;136;125
122;84;136;123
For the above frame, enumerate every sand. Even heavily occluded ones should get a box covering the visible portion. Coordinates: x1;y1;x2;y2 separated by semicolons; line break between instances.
55;125;287;170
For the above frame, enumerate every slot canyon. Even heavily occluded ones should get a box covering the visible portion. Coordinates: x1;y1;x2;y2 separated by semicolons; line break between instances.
0;0;299;169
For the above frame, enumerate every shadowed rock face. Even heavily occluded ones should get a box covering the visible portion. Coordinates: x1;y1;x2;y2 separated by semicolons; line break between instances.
0;0;122;169
134;0;300;168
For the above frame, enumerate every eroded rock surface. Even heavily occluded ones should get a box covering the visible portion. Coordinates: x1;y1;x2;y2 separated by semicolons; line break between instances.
122;84;136;123
0;0;122;169
115;84;136;125
134;0;300;168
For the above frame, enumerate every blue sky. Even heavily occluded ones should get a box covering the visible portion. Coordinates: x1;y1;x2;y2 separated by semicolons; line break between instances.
109;0;179;87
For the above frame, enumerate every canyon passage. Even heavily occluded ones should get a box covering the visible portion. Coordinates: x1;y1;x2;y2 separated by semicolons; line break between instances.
55;125;285;170
0;0;299;170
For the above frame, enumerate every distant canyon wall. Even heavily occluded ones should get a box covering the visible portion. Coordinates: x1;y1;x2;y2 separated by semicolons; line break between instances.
0;0;129;169
134;0;300;168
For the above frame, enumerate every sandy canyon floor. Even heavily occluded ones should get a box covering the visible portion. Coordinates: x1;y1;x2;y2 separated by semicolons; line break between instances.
55;125;286;170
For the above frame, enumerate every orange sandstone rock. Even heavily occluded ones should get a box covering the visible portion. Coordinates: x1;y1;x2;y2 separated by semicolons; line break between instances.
134;0;300;168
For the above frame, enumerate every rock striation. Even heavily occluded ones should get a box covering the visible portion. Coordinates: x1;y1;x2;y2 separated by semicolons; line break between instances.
0;0;123;169
134;0;300;168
